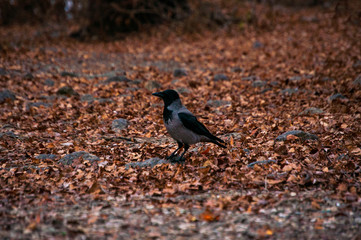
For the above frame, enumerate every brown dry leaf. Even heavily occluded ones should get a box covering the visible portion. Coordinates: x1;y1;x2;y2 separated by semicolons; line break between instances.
287;174;299;183
314;219;324;230
24;222;37;233
163;187;176;194
203;160;212;167
230;135;234;146
311;200;321;210
267;179;284;185
87;215;98;224
337;183;348;192
250;129;258;137
46;143;55;148
199;208;220;222
282;165;293;172
201;146;211;154
253;164;262;172
87;180;105;194
24;214;41;233
187;214;197;222
257;227;274;237
351;148;361;155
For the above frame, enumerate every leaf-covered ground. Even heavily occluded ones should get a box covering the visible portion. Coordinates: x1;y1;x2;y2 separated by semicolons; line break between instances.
1;4;361;239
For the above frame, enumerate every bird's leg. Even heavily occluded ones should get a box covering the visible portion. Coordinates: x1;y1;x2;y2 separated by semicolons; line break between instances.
178;144;190;162
166;142;183;160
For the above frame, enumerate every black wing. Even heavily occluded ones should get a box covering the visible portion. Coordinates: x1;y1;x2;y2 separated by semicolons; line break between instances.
178;112;216;140
178;112;226;148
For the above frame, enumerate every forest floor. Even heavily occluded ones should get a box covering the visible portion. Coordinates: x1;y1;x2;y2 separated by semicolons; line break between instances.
1;3;361;240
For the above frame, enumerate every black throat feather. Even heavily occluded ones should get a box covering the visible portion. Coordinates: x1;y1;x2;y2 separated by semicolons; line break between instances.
163;107;172;124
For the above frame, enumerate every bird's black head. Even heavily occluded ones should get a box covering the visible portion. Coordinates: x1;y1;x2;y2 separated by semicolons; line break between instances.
152;89;180;106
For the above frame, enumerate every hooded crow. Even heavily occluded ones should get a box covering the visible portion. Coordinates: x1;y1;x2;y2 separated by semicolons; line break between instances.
152;89;226;161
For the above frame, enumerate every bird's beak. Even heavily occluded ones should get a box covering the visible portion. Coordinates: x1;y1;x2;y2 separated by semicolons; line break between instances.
152;92;163;98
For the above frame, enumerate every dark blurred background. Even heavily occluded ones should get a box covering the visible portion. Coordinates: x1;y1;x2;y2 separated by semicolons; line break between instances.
0;0;359;39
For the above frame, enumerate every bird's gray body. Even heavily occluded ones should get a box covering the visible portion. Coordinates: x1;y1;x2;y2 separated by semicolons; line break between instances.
152;89;226;161
165;99;209;145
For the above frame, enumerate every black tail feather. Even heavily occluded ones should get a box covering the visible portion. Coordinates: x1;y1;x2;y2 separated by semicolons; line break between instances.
214;136;225;144
207;134;226;148
210;139;227;148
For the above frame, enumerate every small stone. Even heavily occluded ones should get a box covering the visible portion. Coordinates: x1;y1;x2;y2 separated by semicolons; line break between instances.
304;74;314;79
301;16;319;22
56;86;78;97
0;89;16;103
131;79;142;85
97;98;114;104
61;142;73;146
173;68;187;77
176;87;191;94
299;107;324;115
58;151;100;165
281;88;299;95
35;154;58;160
252;80;267;88
60;71;78;77
289;76;302;81
145;80;162;91
336;154;349;161
321;76;334;82
0;131;18;139
243;148;251;155
0;68;6;75
242;76;259;81
1;124;15;129
125;157;169;169
260;87;271;94
206;100;231;107
81;94;95;103
213;74;229;81
253;41;263;48
39;95;56;101
328;93;347;101
104;75;131;84
353;74;361;85
44;79;55;86
24;73;34;80
352;60;361;69
248;159;276;168
276;130;318;141
112;118;128;132
231;67;243;73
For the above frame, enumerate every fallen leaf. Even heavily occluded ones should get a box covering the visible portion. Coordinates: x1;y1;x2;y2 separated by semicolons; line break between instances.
87;215;98;224
201;146;211;154
311;200;321;210
199;208;220;222
230;135;234;146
